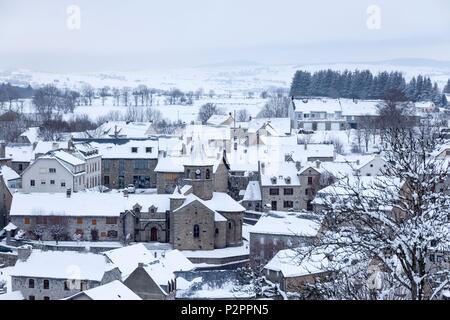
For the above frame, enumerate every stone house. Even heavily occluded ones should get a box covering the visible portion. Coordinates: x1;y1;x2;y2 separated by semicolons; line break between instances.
4;144;33;175
249;211;321;268
67;280;141;300
240;181;262;212
260;162;302;211
263;248;331;292
298;163;324;211
0;170;12;228
11;247;121;300
92;140;158;189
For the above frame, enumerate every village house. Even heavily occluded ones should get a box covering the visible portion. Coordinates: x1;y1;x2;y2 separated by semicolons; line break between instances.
104;244;194;300
4;144;33;175
0;168;13;228
21;150;87;193
10;246;121;300
206;113;234;126
71;142;102;189
249;211;321;267
66;280;142;300
91;139;158;189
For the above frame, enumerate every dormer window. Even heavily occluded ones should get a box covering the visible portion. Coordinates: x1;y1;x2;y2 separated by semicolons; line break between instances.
285;177;291;184
271;176;277;184
131;147;138;153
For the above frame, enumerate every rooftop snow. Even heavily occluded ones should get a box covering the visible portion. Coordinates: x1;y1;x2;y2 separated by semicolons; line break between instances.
292;98;381;116
67;280;141;300
11;250;115;281
251;211;321;237
91;140;158;159
242;181;261;201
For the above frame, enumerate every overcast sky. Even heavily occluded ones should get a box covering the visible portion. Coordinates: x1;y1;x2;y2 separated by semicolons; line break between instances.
0;0;449;72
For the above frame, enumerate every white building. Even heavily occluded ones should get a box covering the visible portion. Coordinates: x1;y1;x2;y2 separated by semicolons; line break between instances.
72;142;102;189
21;150;86;193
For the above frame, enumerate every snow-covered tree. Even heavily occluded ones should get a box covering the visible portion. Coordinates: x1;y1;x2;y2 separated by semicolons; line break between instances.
300;114;450;300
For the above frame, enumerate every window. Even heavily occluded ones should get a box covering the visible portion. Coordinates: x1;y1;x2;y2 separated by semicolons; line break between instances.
43;296;50;300
215;228;219;235
185;169;191;178
18;163;23;171
269;188;279;195
30;180;35;187
305;189;309;196
80;281;88;291
103;160;110;170
43;279;49;289
131;147;138;153
64;281;70;291
283;201;294;208
41;180;46;185
49;168;56;173
430;254;435;262
28;279;34;288
228;221;232;229
146;147;152;153
24;217;30;225
29;296;35;300
283;188;293;195
61;181;66;187
206;169;211;179
134;159;149;170
107;230;118;238
50;180;55;185
77;217;83;224
92;219;97;225
308;177;313;185
104;176;110;185
106;217;118;224
193;224;200;238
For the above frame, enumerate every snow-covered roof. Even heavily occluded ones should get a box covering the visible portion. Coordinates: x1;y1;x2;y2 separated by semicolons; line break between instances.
154;156;187;173
0;165;20;181
104;244;195;281
92;121;156;139
91;140;158;159
242;181;261;201
33;141;70;156
5;145;34;162
264;248;329;278
10;192;171;217
184;136;215;166
185;124;231;141
247;118;291;135
3;222;17;231
251;211;321;237
19;127;40;144
11;250;116;281
51;150;85;166
67;280;141;300
261;162;300;186
292;98;381;117
206;114;233;126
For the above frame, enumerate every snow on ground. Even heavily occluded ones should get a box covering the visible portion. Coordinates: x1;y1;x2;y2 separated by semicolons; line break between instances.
0;266;13;293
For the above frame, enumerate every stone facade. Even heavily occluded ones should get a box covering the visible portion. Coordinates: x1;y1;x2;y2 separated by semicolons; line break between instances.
124;264;175;300
12;268;121;300
264;267;330;292
299;167;322;211
156;171;183;194
261;185;302;211
0;174;12;228
249;232;315;267
10;215;122;242
102;158;158;189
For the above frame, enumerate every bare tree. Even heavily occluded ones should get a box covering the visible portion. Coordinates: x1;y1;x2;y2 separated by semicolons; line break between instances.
98;86;110;106
82;84;95;106
257;96;290;118
121;87;131;106
197;103;224;124
236;109;250;122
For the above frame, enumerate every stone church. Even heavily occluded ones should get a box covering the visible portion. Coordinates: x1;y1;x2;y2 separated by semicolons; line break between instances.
121;138;245;250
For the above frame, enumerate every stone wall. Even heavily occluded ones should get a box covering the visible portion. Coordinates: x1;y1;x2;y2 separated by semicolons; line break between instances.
261;185;302;211
102;158;157;189
171;201;216;250
0;252;18;267
156;172;183;194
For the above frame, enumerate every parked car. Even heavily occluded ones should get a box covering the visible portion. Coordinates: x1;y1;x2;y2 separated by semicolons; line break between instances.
126;184;136;193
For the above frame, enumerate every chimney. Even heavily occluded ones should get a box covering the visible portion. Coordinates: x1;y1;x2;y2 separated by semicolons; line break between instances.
18;245;32;262
138;262;145;268
66;188;72;198
0;140;5;158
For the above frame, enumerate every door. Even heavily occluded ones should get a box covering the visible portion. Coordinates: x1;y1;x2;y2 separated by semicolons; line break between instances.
271;201;277;210
150;227;158;241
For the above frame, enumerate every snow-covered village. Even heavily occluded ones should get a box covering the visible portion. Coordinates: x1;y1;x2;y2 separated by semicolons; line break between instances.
0;0;450;307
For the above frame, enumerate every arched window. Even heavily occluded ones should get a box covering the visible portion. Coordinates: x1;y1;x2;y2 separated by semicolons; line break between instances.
193;224;200;238
215;228;219;235
206;169;211;179
186;169;191;178
228;221;232;229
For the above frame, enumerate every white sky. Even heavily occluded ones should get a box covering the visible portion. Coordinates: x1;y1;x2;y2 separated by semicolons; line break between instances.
0;0;449;71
